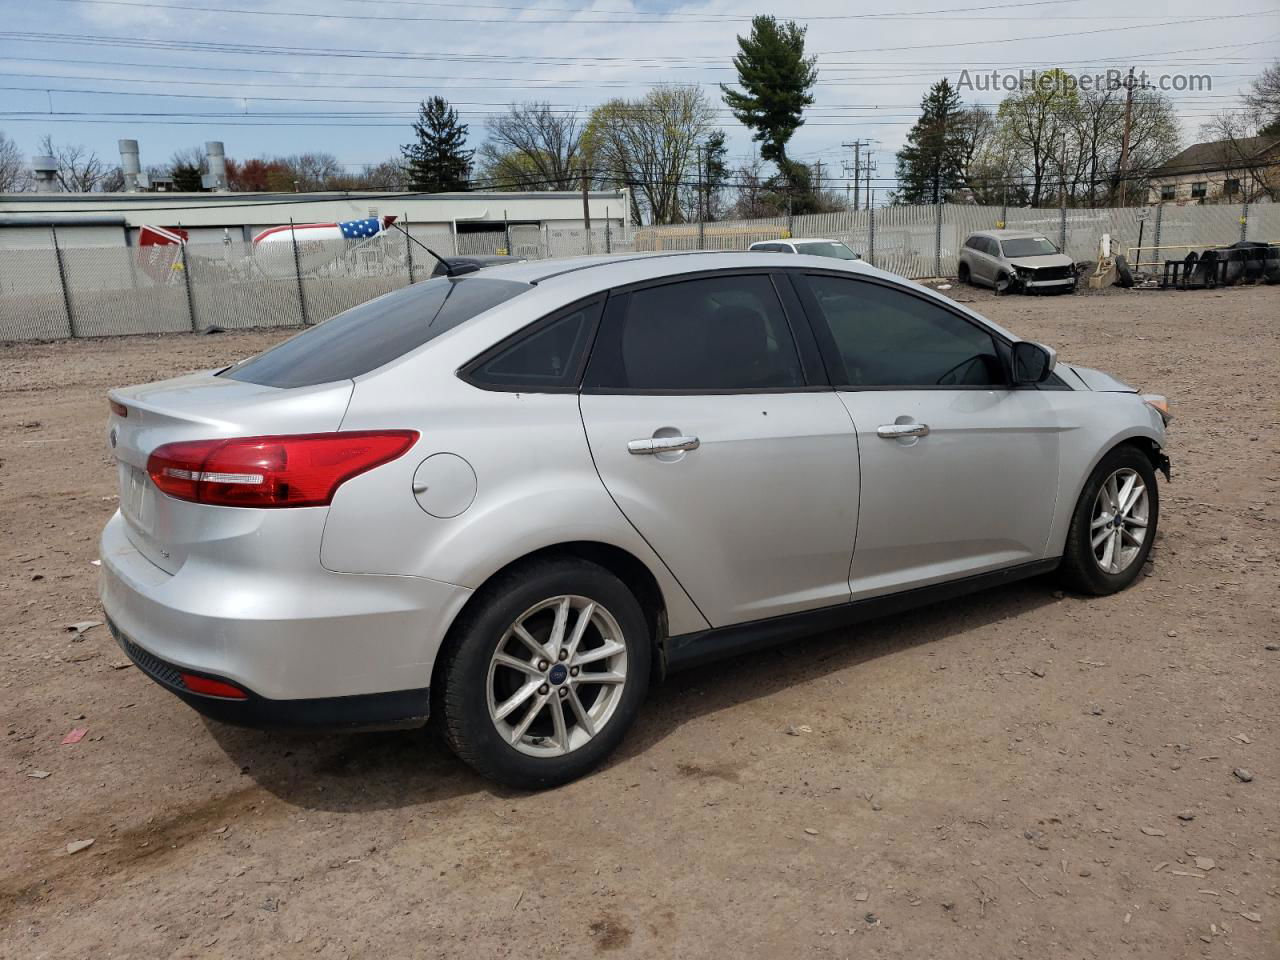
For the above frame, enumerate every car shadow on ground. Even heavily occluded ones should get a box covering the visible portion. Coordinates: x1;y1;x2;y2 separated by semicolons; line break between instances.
206;577;1061;812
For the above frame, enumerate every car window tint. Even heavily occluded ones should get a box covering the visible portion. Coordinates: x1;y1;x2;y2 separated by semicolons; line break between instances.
466;303;596;390
586;274;804;391
223;277;529;388
794;241;857;259
802;275;1004;388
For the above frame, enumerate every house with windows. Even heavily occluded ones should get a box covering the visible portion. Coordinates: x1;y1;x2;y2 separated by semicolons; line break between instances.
1147;135;1280;205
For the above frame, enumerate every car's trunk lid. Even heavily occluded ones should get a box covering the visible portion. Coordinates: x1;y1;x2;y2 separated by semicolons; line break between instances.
108;372;353;573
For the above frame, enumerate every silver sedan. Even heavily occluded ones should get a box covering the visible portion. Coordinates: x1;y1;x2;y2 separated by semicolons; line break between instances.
101;252;1171;787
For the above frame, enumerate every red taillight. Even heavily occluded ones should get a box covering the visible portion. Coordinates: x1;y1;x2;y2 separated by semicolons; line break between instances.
180;673;249;699
146;431;418;508
109;399;128;418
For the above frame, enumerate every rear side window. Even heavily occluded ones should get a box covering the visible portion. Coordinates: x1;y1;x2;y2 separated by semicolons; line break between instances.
799;274;1004;388
585;274;804;392
222;277;529;388
463;299;601;391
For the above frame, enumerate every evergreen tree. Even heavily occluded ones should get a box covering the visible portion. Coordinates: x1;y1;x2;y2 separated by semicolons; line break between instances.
894;79;968;204
720;16;817;192
701;130;730;220
170;161;203;192
402;96;473;192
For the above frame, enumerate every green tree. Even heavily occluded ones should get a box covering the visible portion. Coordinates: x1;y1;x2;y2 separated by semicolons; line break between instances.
894;79;968;204
720;16;817;192
698;130;730;220
402;96;473;193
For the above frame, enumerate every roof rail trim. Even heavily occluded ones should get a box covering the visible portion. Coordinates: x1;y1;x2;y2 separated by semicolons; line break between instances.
529;250;734;285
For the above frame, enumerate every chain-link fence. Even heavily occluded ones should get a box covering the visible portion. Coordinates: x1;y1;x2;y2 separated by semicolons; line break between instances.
1;202;1274;341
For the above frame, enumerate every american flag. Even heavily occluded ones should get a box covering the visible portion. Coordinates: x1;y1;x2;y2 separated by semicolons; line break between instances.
338;217;386;239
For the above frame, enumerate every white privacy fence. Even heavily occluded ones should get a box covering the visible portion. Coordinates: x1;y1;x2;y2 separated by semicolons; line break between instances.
2;202;1275;341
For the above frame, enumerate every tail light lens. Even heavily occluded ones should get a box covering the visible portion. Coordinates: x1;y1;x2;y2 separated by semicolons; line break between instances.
147;431;417;508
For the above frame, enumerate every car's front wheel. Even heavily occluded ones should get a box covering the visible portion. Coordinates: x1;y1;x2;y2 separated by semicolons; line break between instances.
1058;445;1159;595
437;557;651;789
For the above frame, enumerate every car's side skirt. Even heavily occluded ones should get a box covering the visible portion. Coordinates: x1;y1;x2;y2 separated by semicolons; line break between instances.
664;558;1061;673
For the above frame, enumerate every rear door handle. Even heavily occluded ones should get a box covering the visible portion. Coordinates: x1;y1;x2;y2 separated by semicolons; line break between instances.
877;423;930;439
628;435;700;455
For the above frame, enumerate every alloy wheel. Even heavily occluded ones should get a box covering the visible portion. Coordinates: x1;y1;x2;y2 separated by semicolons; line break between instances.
1090;467;1150;574
486;595;628;757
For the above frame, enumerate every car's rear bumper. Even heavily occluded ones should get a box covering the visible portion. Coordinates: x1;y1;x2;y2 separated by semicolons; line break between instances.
107;618;430;729
99;510;471;721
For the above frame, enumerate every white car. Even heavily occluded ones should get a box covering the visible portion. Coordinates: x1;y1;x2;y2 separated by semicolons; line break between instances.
749;237;861;260
101;251;1171;788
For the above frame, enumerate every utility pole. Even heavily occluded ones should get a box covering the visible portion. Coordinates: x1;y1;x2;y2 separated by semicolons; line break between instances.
812;159;825;197
1116;67;1154;207
842;140;863;210
864;147;875;210
696;145;703;223
581;164;591;254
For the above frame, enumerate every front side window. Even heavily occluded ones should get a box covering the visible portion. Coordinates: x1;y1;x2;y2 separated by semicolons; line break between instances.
1000;237;1058;258
799;274;1004;388
223;277;529;388
585;274;804;392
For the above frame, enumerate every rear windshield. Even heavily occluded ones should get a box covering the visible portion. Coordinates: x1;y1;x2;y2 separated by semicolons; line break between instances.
222;276;529;387
1001;237;1059;258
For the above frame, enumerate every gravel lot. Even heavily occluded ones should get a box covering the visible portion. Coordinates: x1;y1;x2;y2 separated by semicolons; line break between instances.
2;283;1277;959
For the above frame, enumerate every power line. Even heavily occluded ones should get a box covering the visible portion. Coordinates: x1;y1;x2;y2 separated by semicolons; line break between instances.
41;0;1256;24
4;15;1275;66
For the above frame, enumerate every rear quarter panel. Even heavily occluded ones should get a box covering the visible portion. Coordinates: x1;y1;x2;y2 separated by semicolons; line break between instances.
321;356;710;637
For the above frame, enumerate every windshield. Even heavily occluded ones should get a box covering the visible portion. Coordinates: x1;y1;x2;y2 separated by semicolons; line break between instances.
222;276;529;388
1001;237;1059;258
794;241;859;260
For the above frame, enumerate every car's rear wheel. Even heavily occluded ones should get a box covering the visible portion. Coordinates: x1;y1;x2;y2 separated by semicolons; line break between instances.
1058;445;1159;595
957;262;971;285
437;557;651;789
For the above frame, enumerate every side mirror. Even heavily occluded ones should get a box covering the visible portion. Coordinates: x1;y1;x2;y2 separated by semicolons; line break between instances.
1011;341;1056;384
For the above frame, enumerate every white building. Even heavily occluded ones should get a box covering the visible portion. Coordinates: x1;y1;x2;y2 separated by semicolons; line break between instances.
0;189;631;249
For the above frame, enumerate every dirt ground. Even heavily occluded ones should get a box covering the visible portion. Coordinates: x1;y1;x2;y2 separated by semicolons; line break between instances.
1;283;1277;960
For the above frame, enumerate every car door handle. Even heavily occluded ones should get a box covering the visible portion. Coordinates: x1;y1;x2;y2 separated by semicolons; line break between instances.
628;435;700;455
877;423;930;439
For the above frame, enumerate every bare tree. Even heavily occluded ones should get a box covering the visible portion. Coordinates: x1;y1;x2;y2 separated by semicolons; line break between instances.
286;152;344;190
38;134;109;192
586;85;717;225
1244;60;1280;135
358;159;407;190
0;130;25;192
478;102;583;191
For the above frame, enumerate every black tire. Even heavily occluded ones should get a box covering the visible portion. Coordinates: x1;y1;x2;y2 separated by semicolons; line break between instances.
994;272;1012;295
958;262;971;285
1114;254;1134;288
1058;445;1160;596
436;557;652;789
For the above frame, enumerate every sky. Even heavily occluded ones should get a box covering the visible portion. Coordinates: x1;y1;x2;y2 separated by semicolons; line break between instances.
1;0;1277;202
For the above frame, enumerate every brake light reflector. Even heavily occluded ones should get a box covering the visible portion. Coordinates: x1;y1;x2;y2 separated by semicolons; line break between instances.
180;673;249;699
147;431;418;508
109;399;128;418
